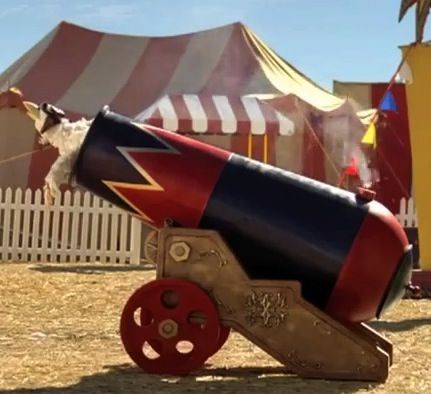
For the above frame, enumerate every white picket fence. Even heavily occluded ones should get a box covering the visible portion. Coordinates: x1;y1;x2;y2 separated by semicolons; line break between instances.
0;188;419;264
396;197;418;228
0;188;145;264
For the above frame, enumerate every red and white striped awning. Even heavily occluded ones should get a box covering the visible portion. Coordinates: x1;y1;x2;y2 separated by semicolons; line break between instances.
135;94;295;135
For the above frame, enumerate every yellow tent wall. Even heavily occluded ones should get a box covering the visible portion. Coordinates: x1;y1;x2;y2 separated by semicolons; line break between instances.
402;43;431;269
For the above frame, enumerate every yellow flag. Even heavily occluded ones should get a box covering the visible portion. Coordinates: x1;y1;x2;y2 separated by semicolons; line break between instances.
362;122;377;148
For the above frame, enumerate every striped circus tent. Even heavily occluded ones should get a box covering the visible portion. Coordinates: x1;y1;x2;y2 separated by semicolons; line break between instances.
136;93;368;187
136;93;296;169
0;21;371;191
136;94;295;135
0;21;349;116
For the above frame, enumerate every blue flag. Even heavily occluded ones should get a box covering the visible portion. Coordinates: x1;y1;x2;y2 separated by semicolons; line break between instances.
379;91;398;112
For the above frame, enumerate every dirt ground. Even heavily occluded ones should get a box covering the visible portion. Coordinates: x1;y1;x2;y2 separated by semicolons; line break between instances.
1;263;431;394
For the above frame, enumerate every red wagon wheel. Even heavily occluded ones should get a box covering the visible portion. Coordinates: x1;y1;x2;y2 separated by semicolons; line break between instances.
120;278;222;376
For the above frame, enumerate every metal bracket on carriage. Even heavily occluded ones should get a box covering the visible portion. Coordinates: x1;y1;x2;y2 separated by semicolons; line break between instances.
150;227;393;382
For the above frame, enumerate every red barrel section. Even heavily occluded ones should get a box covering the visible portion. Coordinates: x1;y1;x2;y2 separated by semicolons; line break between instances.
326;201;411;322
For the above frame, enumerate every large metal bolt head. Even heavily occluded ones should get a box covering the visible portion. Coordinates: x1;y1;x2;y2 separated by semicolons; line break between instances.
158;319;178;339
169;241;191;262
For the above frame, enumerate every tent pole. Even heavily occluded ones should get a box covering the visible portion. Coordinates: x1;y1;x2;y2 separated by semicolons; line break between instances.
247;133;253;158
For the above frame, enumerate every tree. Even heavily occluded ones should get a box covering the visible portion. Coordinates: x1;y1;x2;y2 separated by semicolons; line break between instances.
399;0;431;42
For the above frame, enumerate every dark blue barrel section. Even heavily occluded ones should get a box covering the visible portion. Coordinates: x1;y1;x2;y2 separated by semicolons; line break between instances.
200;154;369;308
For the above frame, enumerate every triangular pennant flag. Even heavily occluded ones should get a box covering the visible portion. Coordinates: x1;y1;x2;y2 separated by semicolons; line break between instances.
362;122;377;148
380;91;398;112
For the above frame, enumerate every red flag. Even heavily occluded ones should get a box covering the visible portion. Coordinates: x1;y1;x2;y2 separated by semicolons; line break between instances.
344;157;359;177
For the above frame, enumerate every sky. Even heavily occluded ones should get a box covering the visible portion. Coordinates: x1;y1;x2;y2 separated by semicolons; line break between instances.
0;0;425;91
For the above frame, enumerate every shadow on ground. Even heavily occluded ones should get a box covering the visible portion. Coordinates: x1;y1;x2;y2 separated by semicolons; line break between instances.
30;263;155;275
0;364;377;394
369;318;431;332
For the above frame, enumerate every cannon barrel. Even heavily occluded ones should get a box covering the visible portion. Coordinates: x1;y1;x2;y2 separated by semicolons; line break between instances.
72;109;412;323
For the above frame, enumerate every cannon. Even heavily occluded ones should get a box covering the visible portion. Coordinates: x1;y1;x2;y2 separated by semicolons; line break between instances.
72;108;412;381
